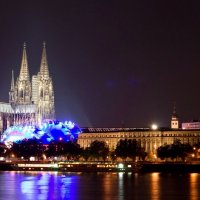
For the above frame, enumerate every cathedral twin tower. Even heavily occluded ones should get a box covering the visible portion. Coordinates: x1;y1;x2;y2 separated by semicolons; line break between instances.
0;43;55;132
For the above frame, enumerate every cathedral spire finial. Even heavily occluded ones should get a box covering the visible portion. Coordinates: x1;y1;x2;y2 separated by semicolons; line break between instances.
173;102;176;115
172;102;178;118
40;42;49;78
19;43;30;81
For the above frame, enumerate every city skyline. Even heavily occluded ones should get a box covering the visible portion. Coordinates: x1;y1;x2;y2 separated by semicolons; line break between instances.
0;1;200;127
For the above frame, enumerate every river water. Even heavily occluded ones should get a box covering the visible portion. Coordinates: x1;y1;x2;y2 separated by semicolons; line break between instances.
0;171;199;200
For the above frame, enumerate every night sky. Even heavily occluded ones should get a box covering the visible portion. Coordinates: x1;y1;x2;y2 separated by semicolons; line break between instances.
0;1;200;128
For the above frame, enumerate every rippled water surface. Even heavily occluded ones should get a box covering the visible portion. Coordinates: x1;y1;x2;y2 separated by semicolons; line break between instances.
0;171;199;200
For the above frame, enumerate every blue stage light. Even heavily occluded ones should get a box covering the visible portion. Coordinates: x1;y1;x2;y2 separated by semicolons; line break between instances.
2;120;81;145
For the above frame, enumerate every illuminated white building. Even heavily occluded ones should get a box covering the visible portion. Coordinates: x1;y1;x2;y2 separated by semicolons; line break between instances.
78;127;200;155
0;43;55;132
182;121;200;130
78;108;200;156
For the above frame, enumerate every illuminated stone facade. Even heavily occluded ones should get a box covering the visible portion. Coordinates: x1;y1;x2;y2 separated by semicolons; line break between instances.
78;128;200;155
0;43;55;132
182;121;200;130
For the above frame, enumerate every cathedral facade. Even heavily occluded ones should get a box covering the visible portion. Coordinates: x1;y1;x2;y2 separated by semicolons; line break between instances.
0;43;55;133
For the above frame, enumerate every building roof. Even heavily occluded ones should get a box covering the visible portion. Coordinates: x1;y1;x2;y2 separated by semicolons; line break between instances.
14;104;36;113
0;102;13;113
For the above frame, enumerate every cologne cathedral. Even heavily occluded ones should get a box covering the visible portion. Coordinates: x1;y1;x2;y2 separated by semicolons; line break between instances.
0;43;55;133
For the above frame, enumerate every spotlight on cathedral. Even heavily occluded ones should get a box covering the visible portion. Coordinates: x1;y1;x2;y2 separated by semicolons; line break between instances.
0;43;55;133
2;120;81;147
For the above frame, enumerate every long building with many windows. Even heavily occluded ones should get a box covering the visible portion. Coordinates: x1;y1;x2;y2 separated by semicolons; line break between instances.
78;112;200;156
78;128;200;156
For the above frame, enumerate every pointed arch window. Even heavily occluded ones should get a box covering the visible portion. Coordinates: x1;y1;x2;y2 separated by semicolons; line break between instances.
19;89;23;98
40;89;43;98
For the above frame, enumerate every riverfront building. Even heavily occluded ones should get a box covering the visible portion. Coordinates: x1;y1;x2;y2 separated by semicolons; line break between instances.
78;111;200;156
78;127;200;155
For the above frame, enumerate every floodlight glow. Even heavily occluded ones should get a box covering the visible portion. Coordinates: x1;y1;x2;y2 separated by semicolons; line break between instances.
151;124;158;130
118;163;124;169
2;120;81;146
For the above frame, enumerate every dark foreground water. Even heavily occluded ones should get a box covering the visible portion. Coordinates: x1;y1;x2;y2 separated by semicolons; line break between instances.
0;171;199;200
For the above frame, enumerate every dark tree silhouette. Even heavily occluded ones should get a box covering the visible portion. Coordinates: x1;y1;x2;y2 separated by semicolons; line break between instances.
46;140;81;160
81;147;91;161
157;140;193;161
115;139;143;161
63;141;81;160
11;138;45;160
89;140;109;161
0;143;6;156
109;150;117;162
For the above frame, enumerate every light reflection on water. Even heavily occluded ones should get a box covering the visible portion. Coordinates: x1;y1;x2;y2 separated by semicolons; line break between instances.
150;173;160;200
190;173;199;200
0;172;199;200
20;171;77;200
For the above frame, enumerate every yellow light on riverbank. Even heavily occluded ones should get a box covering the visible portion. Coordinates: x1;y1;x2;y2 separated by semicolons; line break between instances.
118;163;124;169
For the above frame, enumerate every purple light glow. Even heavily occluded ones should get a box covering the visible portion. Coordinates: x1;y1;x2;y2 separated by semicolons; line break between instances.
2;120;81;145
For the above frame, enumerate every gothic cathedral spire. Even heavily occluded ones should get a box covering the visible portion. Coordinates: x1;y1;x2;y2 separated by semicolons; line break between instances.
19;43;30;81
37;42;55;124
15;43;32;104
39;42;49;78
